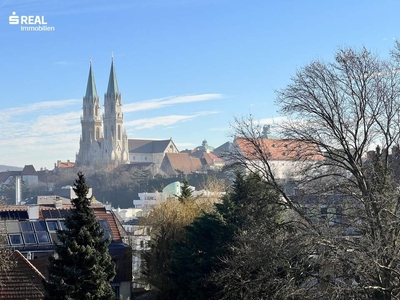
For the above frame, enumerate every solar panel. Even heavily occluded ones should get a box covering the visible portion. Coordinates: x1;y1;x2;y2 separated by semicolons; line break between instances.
0;211;28;220
50;210;62;218
60;210;72;218
41;210;51;219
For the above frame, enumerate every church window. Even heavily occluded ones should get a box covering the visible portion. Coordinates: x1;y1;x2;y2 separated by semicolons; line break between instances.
96;128;100;140
111;125;114;138
118;125;121;140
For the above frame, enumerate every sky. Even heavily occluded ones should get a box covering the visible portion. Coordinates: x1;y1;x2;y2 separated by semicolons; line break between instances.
0;0;399;170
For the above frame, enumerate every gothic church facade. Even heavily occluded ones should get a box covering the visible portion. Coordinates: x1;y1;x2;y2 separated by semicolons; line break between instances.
75;59;130;167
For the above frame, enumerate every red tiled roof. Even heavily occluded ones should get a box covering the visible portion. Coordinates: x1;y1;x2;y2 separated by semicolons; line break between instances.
92;207;124;243
164;153;202;174
0;205;29;212
0;204;123;243
57;161;75;168
0;251;45;299
235;138;324;161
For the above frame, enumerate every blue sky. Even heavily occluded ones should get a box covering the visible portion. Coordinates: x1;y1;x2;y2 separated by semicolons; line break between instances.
0;0;399;169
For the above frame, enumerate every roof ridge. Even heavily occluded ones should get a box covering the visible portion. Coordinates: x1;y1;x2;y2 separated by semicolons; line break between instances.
13;250;46;281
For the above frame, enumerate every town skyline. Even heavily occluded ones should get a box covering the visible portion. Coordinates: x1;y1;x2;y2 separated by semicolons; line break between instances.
1;0;399;169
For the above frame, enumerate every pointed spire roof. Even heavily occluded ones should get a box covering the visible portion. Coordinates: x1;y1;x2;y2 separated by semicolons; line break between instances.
85;60;98;99
107;55;119;95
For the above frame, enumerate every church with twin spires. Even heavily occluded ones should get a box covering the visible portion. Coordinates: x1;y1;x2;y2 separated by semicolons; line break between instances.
75;58;130;167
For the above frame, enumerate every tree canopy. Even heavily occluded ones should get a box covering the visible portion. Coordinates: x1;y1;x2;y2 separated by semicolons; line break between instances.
230;45;400;299
44;172;116;300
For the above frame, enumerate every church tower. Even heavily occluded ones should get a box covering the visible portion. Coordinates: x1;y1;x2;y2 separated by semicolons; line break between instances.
102;56;130;166
76;61;103;166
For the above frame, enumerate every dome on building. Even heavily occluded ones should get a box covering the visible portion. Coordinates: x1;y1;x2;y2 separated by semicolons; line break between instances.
194;139;215;153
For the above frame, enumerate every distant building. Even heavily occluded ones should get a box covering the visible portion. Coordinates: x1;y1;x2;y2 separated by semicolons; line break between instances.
128;139;179;174
75;58;130;168
234;137;324;195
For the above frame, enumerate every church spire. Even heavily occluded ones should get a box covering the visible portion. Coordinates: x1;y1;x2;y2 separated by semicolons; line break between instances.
85;60;98;99
106;55;119;95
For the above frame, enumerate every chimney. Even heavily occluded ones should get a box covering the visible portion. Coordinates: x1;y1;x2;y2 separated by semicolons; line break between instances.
54;196;62;209
28;205;39;220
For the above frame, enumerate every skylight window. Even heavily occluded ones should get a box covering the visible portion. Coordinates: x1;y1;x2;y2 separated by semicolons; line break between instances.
20;221;33;232
23;232;37;244
9;234;22;245
46;220;59;231
36;232;51;244
6;221;20;233
33;221;47;232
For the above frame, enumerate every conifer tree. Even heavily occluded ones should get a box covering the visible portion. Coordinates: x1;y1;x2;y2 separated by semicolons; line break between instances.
177;178;194;203
44;172;116;300
170;172;283;299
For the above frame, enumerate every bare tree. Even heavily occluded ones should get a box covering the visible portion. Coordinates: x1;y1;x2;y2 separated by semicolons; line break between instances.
230;46;400;299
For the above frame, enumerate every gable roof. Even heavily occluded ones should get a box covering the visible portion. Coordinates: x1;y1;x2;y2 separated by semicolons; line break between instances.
234;138;324;161
128;139;176;154
164;153;202;174
0;205;124;244
0;250;45;299
0;171;15;183
22;165;36;175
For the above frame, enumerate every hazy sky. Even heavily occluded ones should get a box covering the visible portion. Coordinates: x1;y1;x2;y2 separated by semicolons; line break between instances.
0;0;398;169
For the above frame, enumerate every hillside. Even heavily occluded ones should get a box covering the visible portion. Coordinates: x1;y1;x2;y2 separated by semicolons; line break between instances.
0;165;23;172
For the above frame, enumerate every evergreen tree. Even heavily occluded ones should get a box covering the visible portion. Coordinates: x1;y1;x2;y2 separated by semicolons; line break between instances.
44;172;116;300
177;178;194;203
170;172;283;299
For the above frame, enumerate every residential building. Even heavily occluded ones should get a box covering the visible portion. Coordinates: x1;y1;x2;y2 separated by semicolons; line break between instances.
0;202;132;299
233;137;324;195
128;138;179;174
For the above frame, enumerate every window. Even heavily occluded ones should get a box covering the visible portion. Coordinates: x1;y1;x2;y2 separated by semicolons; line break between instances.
99;219;110;230
6;221;20;233
59;220;67;230
33;221;47;231
96;127;100;140
46;220;59;231
9;234;22;245
37;232;51;244
23;233;36;244
98;219;112;240
20;221;33;232
118;125;121;140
